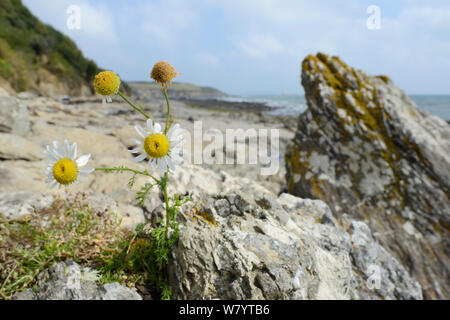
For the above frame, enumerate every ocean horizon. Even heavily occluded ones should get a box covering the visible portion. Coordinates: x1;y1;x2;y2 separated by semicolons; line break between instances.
214;94;450;121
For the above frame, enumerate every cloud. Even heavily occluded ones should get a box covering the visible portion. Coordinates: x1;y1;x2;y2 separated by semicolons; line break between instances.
195;52;220;67
136;0;197;45
401;6;450;29
22;0;450;94
238;34;286;59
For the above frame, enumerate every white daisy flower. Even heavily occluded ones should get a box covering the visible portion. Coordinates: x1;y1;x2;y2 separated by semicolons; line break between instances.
129;120;184;175
44;140;94;189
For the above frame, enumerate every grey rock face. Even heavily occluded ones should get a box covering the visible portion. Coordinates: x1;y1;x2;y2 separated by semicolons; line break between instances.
285;53;449;299
0;192;54;220
168;185;422;300
11;261;142;300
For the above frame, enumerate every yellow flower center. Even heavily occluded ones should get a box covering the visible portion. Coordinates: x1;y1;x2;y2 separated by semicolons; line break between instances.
144;134;170;158
52;158;78;185
94;71;121;96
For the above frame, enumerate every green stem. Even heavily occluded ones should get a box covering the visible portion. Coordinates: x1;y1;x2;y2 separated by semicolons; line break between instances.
0;262;18;293
162;88;171;134
163;173;170;240
94;167;160;184
117;91;152;120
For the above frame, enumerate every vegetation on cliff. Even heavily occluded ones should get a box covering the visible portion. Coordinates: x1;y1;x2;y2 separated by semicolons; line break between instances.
0;0;105;95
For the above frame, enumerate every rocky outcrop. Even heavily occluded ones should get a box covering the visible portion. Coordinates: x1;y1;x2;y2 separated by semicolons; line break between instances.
1;169;422;300
0;74;425;299
168;183;422;300
12;261;142;300
286;53;450;299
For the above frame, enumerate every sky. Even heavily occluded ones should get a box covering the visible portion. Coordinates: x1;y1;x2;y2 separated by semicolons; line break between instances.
23;0;450;95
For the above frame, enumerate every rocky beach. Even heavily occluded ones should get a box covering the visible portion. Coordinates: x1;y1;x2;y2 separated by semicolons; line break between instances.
2;52;449;300
1;0;449;302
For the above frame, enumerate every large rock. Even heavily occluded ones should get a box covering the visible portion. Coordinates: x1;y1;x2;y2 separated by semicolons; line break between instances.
285;53;450;299
168;185;422;300
12;261;142;300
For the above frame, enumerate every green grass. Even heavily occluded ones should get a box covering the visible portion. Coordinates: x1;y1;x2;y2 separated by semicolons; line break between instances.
0;193;178;300
0;0;112;94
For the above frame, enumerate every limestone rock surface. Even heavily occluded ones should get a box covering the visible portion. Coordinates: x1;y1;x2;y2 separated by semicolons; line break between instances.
286;53;450;299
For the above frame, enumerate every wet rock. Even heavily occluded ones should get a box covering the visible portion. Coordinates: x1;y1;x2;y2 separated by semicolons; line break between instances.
285;53;450;299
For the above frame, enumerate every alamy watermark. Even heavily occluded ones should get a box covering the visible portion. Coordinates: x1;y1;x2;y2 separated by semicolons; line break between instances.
150;121;280;176
366;5;381;30
67;5;81;30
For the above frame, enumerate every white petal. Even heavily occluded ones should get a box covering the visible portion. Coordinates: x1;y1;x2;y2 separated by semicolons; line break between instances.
133;153;147;163
64;140;70;157
50;181;58;189
171;152;184;164
166;156;175;171
47;145;61;159
71;142;77;159
146;119;153;130
148;159;156;172
158;158;167;175
153;123;162;134
128;146;143;154
130;138;142;145
135;125;148;138
79;167;94;177
53;141;65;158
45;177;54;183
170;138;184;148
44;149;58;161
76;154;91;167
167;123;180;138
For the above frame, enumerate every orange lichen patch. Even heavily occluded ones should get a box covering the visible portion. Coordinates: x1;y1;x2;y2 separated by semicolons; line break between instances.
376;75;391;84
311;179;325;198
285;143;313;193
298;53;419;206
197;210;218;226
402;135;432;168
191;208;218;226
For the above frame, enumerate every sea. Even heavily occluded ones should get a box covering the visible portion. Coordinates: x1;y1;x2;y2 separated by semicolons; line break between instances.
213;94;450;121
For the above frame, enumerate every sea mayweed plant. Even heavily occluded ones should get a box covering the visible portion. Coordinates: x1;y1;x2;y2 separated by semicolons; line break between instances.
42;61;189;298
